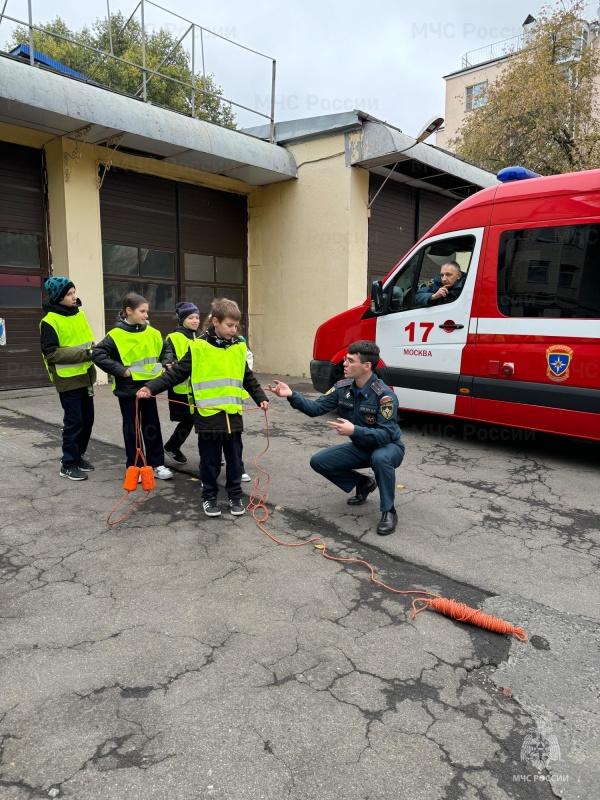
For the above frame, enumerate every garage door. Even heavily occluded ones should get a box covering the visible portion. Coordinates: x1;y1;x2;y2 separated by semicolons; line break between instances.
100;169;248;341
367;176;416;289
367;176;460;294
0;143;48;390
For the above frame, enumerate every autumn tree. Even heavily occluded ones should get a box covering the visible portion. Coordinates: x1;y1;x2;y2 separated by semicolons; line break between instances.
9;13;236;127
451;1;600;175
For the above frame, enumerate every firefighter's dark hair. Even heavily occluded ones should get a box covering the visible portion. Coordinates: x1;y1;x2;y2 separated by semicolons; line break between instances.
347;340;380;369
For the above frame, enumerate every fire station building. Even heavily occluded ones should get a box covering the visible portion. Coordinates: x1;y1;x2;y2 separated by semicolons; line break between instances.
0;50;497;388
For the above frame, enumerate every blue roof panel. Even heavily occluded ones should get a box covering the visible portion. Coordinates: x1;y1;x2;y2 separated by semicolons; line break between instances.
10;44;90;81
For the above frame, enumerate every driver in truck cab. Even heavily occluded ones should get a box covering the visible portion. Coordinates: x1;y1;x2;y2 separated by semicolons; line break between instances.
414;261;465;307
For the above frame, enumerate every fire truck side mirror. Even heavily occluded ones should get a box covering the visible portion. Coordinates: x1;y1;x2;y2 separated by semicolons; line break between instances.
370;280;384;315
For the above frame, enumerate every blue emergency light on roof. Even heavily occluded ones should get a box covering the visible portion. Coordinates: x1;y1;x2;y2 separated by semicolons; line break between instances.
497;166;542;182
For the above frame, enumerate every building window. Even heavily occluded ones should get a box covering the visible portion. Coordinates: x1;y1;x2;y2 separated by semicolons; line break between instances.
497;225;600;318
182;252;245;321
102;244;176;311
465;81;488;112
558;266;578;289
527;261;549;284
0;232;41;268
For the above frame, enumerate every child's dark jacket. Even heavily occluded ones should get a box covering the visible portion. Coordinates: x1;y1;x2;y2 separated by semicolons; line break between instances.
92;313;174;398
145;325;267;436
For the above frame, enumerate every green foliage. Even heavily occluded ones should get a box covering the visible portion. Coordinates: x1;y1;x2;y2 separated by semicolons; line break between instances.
10;13;236;128
451;0;600;175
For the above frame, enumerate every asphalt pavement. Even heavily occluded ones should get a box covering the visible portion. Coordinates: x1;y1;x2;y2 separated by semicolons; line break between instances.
0;378;598;799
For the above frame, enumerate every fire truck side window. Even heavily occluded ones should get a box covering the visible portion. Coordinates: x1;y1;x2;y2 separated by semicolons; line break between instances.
498;224;600;318
387;235;475;313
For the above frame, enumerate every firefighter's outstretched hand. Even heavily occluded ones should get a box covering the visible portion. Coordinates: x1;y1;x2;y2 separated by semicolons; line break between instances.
327;418;355;436
136;386;152;399
265;380;292;398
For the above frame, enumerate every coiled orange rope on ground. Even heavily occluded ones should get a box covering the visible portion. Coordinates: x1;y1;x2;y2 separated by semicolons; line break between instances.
412;598;528;641
108;398;528;641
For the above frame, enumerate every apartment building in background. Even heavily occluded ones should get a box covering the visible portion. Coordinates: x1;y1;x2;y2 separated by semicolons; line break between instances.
436;13;600;151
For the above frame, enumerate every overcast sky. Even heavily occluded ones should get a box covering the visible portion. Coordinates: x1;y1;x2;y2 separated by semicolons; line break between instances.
4;0;600;135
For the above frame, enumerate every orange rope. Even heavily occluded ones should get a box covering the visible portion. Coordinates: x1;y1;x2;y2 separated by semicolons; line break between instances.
412;598;528;642
107;396;528;641
106;397;152;526
242;408;527;641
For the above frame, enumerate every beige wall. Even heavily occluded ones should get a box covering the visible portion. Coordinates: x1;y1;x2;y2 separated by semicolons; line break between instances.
436;59;508;150
45;138;105;359
248;134;369;378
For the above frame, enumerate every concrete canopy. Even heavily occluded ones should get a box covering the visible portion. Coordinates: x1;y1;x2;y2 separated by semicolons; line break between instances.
349;117;499;200
246;111;498;200
0;54;297;186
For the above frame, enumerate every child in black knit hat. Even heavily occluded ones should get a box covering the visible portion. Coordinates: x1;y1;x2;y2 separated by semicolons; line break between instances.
163;301;201;464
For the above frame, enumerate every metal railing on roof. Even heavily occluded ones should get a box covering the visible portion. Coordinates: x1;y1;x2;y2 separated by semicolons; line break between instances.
0;0;277;141
462;32;527;69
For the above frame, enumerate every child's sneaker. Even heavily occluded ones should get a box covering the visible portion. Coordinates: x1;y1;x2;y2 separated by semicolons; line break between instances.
164;446;187;464
203;499;221;517
78;457;95;471
241;473;251;482
153;465;173;480
229;498;246;516
60;465;88;481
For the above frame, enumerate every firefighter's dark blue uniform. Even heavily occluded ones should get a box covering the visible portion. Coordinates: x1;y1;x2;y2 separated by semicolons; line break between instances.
288;374;405;512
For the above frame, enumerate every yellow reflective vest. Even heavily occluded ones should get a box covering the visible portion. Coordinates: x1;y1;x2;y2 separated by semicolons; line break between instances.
107;326;164;389
40;310;95;379
167;331;195;396
191;338;248;416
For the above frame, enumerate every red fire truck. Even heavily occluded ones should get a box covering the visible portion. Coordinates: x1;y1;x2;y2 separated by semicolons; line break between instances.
310;167;600;441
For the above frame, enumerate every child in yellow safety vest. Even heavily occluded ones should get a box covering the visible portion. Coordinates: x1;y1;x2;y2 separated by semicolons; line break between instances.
163;301;200;465
92;292;174;480
136;297;268;517
40;277;97;482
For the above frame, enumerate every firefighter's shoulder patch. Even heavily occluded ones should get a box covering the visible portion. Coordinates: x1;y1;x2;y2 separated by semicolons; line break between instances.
325;386;336;395
379;391;395;421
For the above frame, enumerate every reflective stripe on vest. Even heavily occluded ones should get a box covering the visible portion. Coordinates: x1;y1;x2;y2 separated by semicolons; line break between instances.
129;356;162;375
190;338;248;416
192;378;243;391
167;331;194;395
40;310;95;380
108;325;164;387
